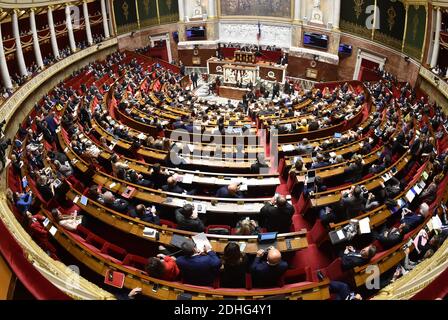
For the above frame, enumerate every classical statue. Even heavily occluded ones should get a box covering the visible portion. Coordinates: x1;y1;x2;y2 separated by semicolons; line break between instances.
313;0;321;9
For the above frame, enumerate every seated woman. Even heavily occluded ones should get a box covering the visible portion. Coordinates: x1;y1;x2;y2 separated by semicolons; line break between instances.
220;242;248;288
234;217;260;235
145;254;180;281
51;208;83;231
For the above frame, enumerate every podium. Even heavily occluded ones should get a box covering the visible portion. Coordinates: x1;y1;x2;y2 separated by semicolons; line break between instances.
234;50;256;63
223;64;257;85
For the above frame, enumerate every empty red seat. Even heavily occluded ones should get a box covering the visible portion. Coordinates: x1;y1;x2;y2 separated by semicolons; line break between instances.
205;225;231;235
100;242;127;264
122;254;148;273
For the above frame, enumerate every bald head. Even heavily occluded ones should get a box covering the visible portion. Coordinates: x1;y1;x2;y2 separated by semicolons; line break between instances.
276;196;287;207
267;248;282;266
167;176;176;186
228;183;239;195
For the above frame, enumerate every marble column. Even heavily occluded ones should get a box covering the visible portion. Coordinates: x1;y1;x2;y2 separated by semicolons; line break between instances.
178;0;185;22
12;10;28;76
83;1;93;45
293;0;302;21
0;24;12;89
333;0;341;29
208;0;216;19
48;6;60;59
66;5;77;52
430;7;442;68
101;0;110;38
30;9;44;68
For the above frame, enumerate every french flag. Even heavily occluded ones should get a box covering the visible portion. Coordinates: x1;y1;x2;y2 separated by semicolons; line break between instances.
257;21;261;41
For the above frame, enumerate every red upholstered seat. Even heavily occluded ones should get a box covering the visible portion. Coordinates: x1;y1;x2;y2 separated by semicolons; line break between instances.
280;266;316;285
307;219;328;245
321;258;349;282
160;219;177;229
85;233;106;251
122;254;148;272
290;244;332;271
100;242;127;264
205;225;231;235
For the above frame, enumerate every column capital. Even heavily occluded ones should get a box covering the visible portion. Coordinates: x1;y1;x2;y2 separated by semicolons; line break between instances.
29;8;37;13
48;5;54;10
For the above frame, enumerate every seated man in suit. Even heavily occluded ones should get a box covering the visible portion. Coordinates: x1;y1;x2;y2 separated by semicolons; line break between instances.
250;153;269;174
162;176;186;194
400;203;430;233
216;183;243;198
340;186;366;221
341;244;377;270
176;241;221;286
133;204;160;225
259;196;294;233
374;225;404;249
251;247;288;288
148;163;168;189
175;204;205;232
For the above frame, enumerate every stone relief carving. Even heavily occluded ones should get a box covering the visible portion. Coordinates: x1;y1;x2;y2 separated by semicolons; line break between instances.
219;23;291;48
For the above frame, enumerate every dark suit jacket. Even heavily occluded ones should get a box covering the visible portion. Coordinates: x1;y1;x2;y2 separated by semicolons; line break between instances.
175;208;205;232
250;257;288;288
176;252;221;286
341;251;369;270
259;202;294;233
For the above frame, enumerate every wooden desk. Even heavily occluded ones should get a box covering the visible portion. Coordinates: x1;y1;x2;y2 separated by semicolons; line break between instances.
218;86;250;100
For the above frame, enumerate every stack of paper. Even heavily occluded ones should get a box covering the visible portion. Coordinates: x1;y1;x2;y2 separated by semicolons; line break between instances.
192;233;211;251
336;229;345;240
143;227;157;239
358;217;371;234
182;174;194;184
282;145;295;152
405;189;416;203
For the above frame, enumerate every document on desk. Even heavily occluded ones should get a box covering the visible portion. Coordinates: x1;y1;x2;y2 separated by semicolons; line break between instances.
182;174;194;184
432;215;443;230
358;217;371;234
143;227;157;239
282;144;295;152
336;229;345;240
192;233;212;251
49;226;58;236
405;189;416;203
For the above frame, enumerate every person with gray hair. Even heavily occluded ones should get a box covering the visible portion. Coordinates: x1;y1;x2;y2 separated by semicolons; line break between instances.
400;202;430;233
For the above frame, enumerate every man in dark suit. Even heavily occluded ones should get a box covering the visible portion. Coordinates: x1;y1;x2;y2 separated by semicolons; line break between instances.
272;81;280;98
250;153;269;174
149;163;168;189
341;244;376;270
340;186;366;220
251;247;288;288
279;53;288;65
259;196;294;233
162;177;186;194
216;183;243;198
191;72;199;89
175;204;205;232
176;241;221;286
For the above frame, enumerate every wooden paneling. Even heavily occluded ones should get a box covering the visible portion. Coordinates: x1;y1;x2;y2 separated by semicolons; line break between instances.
178;48;216;67
0;253;15;300
287;56;338;82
